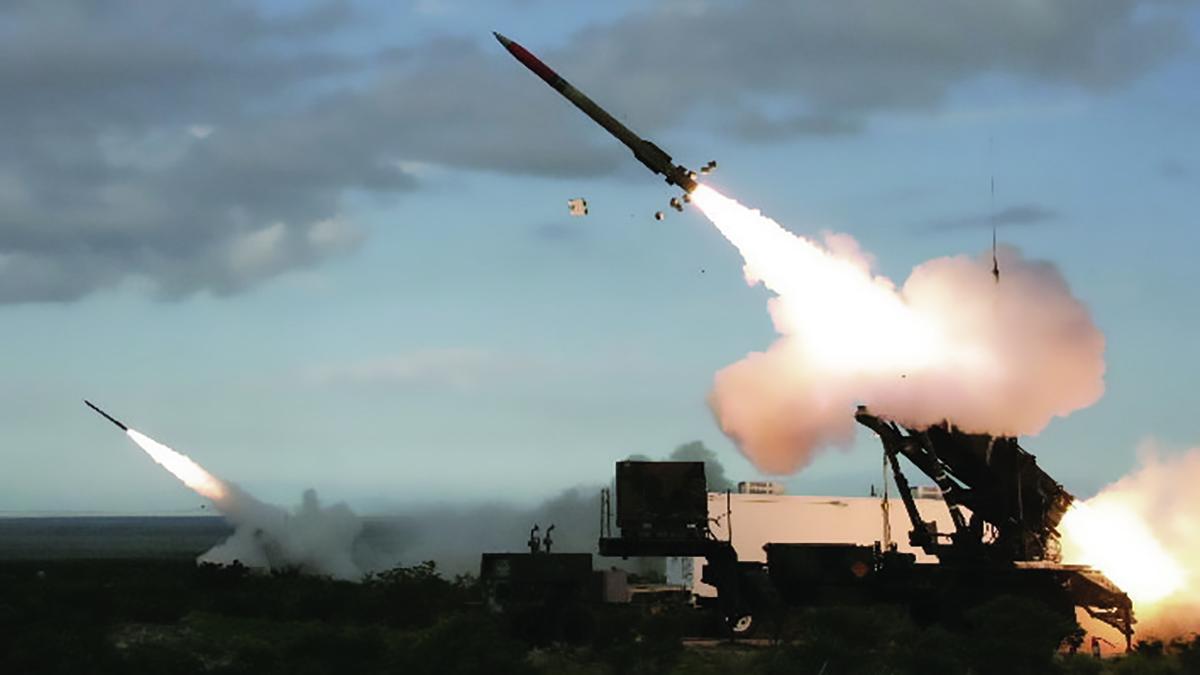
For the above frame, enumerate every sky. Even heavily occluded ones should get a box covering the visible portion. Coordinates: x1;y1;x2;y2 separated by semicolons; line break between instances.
1;0;1197;514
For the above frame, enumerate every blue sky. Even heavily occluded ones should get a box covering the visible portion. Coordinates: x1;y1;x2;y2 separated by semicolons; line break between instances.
1;0;1197;513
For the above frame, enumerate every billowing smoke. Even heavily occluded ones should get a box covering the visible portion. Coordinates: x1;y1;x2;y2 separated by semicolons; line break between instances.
1062;442;1200;638
128;427;728;578
198;487;364;580
126;429;366;579
373;441;731;576
690;186;1105;473
629;440;734;492
373;488;605;576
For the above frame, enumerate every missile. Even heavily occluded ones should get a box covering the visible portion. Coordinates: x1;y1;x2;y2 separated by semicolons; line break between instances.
494;32;698;193
84;399;128;432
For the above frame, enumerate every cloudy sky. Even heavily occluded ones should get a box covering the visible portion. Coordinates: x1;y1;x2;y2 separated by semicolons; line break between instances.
2;0;1197;513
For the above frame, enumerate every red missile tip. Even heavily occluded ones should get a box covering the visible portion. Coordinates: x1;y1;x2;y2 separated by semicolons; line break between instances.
493;32;562;87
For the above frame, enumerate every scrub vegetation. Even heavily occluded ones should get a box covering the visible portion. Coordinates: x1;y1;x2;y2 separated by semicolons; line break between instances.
1;559;1195;675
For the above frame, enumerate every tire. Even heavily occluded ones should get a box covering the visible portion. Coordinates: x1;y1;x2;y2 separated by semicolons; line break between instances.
729;613;755;637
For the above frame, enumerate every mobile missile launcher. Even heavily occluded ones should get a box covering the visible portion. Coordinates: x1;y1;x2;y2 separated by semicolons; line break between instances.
599;410;1134;645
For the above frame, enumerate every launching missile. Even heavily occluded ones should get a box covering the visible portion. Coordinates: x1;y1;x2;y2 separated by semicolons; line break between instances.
84;399;128;432
494;32;698;193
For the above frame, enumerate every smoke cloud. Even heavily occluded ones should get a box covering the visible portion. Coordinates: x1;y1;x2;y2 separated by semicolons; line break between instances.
128;428;728;579
125;428;368;579
371;488;605;577
199;486;365;580
373;441;732;577
692;186;1105;474
668;441;734;492
628;441;734;492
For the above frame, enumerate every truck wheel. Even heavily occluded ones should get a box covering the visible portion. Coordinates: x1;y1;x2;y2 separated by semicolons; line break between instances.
729;613;754;636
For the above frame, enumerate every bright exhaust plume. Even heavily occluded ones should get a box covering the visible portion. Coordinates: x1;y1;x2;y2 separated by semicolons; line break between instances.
1060;500;1184;605
689;185;1106;473
1062;444;1200;636
127;429;227;502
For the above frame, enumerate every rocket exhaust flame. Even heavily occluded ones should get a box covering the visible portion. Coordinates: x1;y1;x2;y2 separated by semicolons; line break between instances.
690;186;1200;635
86;400;228;503
1061;500;1184;606
690;186;990;373
124;429;228;503
1061;446;1200;635
493;28;1182;630
492;33;1102;477
687;185;1106;473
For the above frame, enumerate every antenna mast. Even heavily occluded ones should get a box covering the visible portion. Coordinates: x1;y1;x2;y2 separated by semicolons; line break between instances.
990;137;999;283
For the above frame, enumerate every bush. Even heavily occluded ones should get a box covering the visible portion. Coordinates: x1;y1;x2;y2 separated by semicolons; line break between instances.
753;605;943;675
362;561;473;629
962;596;1076;675
393;613;534;675
118;642;206;675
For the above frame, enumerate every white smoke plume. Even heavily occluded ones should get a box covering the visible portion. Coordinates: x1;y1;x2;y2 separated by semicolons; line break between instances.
691;186;1105;473
198;486;364;580
125;429;366;579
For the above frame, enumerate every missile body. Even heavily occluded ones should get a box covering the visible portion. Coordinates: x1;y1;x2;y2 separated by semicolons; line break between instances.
84;400;128;431
494;32;698;193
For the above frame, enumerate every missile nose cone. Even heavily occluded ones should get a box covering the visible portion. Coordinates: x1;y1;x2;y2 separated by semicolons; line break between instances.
493;32;514;48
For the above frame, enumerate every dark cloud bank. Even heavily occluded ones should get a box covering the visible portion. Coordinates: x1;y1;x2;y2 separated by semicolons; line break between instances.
1;0;1191;302
918;203;1059;232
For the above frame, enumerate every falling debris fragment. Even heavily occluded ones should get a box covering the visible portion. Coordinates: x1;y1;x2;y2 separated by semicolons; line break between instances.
567;197;589;216
670;197;683;212
654;211;665;221
700;160;718;174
